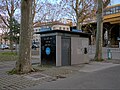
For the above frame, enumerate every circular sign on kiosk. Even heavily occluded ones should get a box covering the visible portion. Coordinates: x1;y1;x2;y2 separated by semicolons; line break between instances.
46;47;51;55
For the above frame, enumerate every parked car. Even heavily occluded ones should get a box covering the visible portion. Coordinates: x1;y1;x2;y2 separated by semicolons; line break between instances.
0;44;10;50
0;44;4;50
4;45;10;49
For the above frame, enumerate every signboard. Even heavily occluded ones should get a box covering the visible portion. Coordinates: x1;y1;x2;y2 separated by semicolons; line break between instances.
46;47;51;55
41;36;56;65
72;29;82;32
40;27;51;32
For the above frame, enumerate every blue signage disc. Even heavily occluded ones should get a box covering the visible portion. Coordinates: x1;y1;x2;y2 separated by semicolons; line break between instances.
46;47;51;55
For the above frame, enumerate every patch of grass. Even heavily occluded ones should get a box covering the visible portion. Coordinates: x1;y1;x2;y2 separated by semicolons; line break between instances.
7;68;17;75
0;52;18;61
0;52;17;55
94;59;104;62
7;68;40;75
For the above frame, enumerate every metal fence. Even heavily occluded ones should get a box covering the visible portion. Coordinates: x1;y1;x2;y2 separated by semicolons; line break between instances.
88;45;120;60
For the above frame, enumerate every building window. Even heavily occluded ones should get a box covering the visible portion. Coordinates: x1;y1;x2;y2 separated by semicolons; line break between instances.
106;10;111;15
36;29;37;32
53;27;56;30
112;8;115;14
63;27;65;30
67;28;69;31
59;27;61;30
118;6;120;12
104;5;120;16
36;39;38;41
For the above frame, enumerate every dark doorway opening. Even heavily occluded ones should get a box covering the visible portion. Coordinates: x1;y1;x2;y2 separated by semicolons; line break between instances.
61;37;71;66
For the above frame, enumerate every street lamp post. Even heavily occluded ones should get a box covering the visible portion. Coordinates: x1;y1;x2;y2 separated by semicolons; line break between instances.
16;33;19;54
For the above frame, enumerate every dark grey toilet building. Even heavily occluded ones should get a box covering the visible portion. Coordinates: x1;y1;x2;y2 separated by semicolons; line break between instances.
36;30;90;66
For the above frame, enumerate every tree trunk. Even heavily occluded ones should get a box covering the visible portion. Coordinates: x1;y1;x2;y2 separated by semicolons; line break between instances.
9;17;14;51
15;0;33;74
77;23;82;30
108;26;115;47
76;18;82;30
94;0;103;61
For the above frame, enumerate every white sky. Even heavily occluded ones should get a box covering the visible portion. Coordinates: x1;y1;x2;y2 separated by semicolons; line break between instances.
111;0;120;5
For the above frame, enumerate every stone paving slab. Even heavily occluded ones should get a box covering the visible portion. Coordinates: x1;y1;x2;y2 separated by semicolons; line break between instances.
0;73;55;90
0;61;75;90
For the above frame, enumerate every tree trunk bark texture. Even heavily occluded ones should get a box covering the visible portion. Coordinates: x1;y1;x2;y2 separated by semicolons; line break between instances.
94;0;103;61
16;0;33;74
9;17;14;51
77;18;82;30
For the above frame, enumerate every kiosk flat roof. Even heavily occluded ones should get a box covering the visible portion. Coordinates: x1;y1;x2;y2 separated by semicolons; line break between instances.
35;30;91;37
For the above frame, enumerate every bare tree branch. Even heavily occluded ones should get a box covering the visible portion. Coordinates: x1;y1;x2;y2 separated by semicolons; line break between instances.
0;14;9;27
103;0;110;8
5;0;11;16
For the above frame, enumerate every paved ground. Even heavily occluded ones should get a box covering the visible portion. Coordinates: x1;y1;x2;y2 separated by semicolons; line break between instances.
1;46;120;89
0;61;53;90
0;58;120;90
26;65;120;90
0;59;76;90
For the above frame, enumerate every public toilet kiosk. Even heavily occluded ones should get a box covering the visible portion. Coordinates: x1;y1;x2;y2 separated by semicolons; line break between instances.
36;30;90;66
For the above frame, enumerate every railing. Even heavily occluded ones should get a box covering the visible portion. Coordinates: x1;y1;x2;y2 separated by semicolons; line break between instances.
104;5;120;16
88;45;120;60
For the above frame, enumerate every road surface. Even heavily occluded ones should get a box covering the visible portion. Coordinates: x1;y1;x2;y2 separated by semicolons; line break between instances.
26;65;120;89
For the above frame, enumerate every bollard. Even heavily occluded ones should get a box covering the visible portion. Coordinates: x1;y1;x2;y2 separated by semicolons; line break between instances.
107;49;112;60
84;47;87;54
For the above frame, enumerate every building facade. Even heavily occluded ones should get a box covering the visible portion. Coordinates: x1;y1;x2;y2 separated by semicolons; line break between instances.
103;4;120;47
33;21;71;44
83;4;120;47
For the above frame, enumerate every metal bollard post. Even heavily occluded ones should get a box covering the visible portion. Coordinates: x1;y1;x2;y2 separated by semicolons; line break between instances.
107;49;112;60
